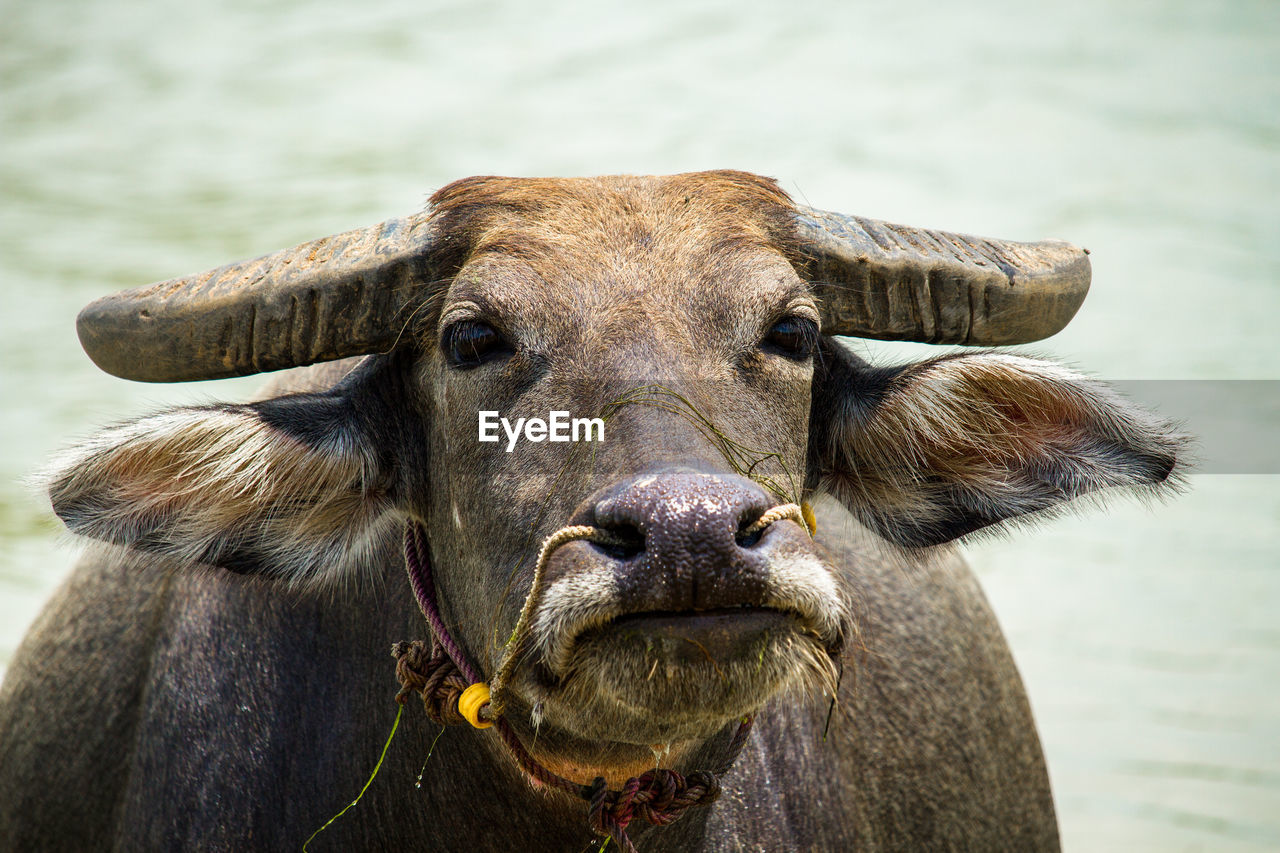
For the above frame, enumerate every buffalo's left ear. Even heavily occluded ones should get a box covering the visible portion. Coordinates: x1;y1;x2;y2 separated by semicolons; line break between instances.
808;343;1189;548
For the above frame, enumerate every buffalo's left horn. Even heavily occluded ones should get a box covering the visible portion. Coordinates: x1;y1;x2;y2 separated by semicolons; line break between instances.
76;215;436;382
798;207;1091;345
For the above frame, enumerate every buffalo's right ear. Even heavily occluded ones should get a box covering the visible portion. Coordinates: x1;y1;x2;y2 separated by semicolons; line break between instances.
807;341;1188;548
44;357;419;586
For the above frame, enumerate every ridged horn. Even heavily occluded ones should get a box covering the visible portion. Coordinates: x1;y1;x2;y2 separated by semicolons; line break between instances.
798;206;1091;345
76;214;436;382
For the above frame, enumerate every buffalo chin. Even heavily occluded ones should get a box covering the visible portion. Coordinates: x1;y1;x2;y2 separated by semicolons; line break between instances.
529;608;837;746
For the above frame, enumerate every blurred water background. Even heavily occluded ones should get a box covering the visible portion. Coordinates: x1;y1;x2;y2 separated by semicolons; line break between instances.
1;0;1276;849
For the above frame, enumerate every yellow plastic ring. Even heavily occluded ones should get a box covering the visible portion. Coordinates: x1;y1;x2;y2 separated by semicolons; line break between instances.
800;501;817;536
458;682;493;729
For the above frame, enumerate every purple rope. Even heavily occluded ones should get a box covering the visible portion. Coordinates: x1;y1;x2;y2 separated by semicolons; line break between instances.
403;522;483;686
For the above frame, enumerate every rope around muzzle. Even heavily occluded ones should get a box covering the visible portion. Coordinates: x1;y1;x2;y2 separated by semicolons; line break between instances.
394;503;815;852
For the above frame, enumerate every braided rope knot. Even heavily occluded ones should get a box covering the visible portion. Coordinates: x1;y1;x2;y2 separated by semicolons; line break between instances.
587;769;721;852
392;640;470;727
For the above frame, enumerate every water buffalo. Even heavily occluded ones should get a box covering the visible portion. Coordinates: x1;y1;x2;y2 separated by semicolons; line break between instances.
0;171;1184;851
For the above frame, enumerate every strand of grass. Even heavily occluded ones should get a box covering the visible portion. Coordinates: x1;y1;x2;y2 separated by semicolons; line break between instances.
602;385;800;501
415;724;449;788
821;695;837;743
605;387;788;482
302;704;403;852
602;386;794;495
822;660;845;743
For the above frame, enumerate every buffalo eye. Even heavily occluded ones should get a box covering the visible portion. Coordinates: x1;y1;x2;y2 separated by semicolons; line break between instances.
443;320;510;367
763;316;819;360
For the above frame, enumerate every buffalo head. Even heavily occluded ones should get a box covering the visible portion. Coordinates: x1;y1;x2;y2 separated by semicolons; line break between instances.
46;171;1183;788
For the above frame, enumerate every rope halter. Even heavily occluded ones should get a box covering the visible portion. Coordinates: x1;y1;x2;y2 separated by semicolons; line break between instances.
394;502;815;852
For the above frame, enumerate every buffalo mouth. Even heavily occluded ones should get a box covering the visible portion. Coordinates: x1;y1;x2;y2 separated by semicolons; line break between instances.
524;601;839;745
587;607;801;669
513;522;848;742
528;547;848;682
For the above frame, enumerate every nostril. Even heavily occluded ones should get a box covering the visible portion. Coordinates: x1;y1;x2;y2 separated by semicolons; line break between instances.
735;509;768;548
591;522;645;560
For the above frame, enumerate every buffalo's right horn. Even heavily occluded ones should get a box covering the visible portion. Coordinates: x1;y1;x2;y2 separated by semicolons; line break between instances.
798;207;1091;345
75;214;436;382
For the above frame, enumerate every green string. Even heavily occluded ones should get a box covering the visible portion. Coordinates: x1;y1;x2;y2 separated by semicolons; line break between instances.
302;704;403;851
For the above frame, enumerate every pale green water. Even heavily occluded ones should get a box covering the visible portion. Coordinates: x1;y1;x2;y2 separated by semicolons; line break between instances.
1;0;1277;849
